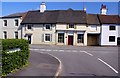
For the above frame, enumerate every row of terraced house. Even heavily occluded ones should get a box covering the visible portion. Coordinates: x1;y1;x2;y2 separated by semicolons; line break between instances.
0;2;120;46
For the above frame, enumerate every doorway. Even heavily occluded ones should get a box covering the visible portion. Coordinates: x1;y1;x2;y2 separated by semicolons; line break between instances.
28;35;32;44
87;34;99;46
68;35;73;45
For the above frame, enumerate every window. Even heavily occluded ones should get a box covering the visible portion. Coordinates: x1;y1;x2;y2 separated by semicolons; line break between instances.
69;24;74;28
3;31;7;39
15;19;19;26
109;26;116;30
15;31;18;39
45;24;51;30
4;20;7;26
27;25;32;29
77;34;84;43
45;34;51;41
58;33;64;43
109;36;115;42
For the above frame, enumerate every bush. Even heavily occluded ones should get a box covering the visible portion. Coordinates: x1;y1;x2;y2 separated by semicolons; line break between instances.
2;39;30;76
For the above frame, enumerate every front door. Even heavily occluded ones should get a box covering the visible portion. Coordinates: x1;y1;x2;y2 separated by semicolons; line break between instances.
68;36;73;45
28;35;31;44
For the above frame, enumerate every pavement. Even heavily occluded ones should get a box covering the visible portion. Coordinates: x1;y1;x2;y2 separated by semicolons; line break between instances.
30;44;119;77
8;50;59;76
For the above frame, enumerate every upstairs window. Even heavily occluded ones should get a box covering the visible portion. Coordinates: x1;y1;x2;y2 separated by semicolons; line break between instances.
45;24;51;30
4;20;7;26
27;25;32;29
109;26;116;30
15;19;19;26
15;31;18;39
69;24;74;28
109;36;115;42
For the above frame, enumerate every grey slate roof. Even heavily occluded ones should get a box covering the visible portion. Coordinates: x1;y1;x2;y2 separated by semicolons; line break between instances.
2;12;26;18
21;10;87;24
87;14;100;25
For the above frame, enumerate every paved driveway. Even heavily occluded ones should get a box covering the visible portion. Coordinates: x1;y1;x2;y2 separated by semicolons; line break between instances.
30;45;119;77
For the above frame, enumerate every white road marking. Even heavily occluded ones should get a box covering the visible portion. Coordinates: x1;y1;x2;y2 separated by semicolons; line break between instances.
40;49;46;51
33;51;62;77
53;50;58;51
30;49;39;50
81;51;93;56
59;50;64;52
98;58;118;74
46;49;51;51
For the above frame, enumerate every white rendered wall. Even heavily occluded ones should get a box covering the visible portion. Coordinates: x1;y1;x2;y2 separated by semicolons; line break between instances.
101;24;118;45
2;17;22;39
0;19;2;39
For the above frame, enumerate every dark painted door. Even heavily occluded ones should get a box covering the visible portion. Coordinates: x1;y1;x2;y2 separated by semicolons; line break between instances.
68;36;73;45
28;35;31;44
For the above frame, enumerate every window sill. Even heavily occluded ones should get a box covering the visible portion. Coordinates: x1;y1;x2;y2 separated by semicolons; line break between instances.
44;41;51;42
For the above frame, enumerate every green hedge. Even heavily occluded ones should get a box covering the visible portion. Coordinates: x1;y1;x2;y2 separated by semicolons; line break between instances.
2;39;30;76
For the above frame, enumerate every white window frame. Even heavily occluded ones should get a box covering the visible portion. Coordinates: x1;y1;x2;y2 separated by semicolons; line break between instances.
58;33;64;43
77;34;84;43
14;31;18;39
14;19;19;26
44;24;51;30
44;34;52;42
3;31;7;39
27;24;33;30
69;24;74;29
3;20;7;26
109;36;115;42
109;25;116;31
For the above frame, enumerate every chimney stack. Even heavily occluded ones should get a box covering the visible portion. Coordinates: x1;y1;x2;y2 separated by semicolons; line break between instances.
101;4;107;15
83;6;86;12
40;2;46;13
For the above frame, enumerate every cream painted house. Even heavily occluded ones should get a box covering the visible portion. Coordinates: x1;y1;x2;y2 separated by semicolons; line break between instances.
1;2;120;46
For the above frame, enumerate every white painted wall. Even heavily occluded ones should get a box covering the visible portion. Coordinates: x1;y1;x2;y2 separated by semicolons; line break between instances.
0;18;2;39
118;26;120;37
2;17;22;39
87;25;100;34
101;24;118;45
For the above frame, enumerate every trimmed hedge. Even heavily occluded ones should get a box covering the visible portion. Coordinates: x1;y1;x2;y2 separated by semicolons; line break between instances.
2;39;30;76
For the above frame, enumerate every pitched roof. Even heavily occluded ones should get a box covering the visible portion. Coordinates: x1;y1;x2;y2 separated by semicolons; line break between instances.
21;10;87;24
2;12;27;18
22;10;59;24
56;10;86;24
98;14;119;24
87;14;100;25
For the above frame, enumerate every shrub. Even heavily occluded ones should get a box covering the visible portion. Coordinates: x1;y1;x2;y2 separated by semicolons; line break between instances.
2;39;29;76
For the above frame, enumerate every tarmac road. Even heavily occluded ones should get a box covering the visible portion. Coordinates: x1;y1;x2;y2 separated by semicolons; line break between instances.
30;45;119;77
